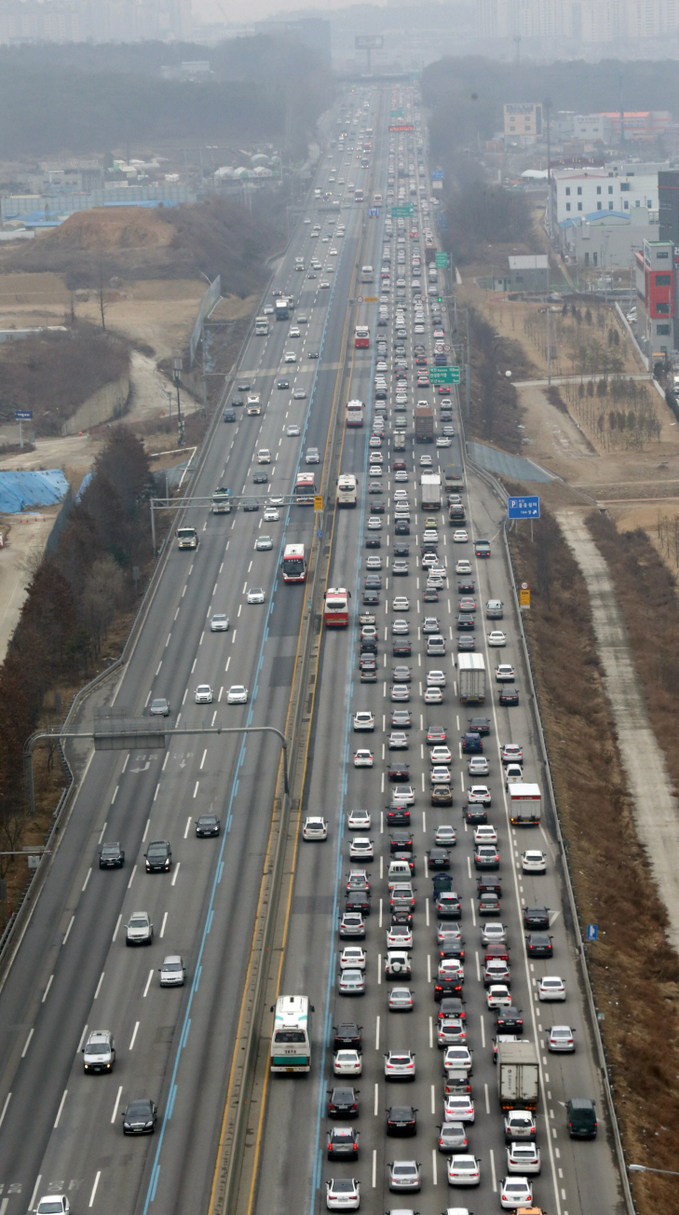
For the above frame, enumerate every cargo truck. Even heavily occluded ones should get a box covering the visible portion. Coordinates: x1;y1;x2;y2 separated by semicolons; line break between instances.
508;783;541;825
457;653;486;703
274;298;289;321
414;403;434;444
177;526;199;551
211;487;232;514
497;1041;540;1111
254;316;269;336
420;473;441;510
444;464;465;489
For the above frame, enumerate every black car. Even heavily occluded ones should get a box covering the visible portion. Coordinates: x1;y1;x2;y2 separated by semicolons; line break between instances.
388;762;410;782
524;906;550;930
390;831;414;853
327;1086;359;1118
457;613;475;631
99;842;124;869
526;932;553;958
391;907;413;927
499;687;520;706
243;502;260;512
144;840;172;873
431;786;453;806
364;575;382;590
309;351;319;359
438;997;466;1022
333;1023;362;1051
195;815;220;838
457;636;476;652
231;397;244;408
387;807;411;827
393;543;410;557
363;591;379;605
496;1007;524;1034
427;848;450;871
469;716;491;736
393;641;412;657
463;804;488;825
366;536;382;549
237;380;250;391
327;1127;359;1160
277;378;290;389
440;940;465;961
395;519;410;535
371;501;385;513
222;409;236;422
386;1105;417;1136
435;977;463;1001
122;1098;157;1135
477;875;502;895
253;472;268;484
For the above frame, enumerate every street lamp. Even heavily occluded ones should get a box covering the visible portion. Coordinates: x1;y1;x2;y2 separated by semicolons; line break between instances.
171;355;184;446
629;1164;679;1177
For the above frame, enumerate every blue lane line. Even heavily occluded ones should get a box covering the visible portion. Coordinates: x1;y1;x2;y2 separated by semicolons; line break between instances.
140;201;357;1215
307;174;388;1215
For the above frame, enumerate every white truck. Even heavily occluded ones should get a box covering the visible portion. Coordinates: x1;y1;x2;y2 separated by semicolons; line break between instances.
420;472;442;510
457;653;486;703
508;783;541;825
176;526;199;550
211;487;232;514
497;1040;540;1111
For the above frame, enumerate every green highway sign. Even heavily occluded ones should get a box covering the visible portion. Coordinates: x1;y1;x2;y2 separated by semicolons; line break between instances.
391;205;414;218
390;108;404;118
435;251;449;268
428;366;461;385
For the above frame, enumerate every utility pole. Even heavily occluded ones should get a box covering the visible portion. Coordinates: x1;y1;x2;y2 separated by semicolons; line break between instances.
546;306;551;385
544;97;552;238
172;355;184;446
465;308;471;422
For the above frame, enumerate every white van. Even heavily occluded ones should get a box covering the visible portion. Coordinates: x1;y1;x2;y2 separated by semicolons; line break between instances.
258;449;271;464
388;860;412;885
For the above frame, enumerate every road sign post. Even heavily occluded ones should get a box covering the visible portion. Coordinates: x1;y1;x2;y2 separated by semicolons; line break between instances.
587;924;598;942
391;205;414;218
428;366;460;385
435;252;449;269
15;409;32;451
507;496;541;519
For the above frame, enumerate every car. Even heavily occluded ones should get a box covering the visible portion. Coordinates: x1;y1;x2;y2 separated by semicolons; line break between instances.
475;845;499;870
386;925;413;949
144;840;171;873
350;837;374;861
422;616;440;634
252;473;268;485
320;281;331;288
539;975;566;1001
391;709;412;729
482;922;508;945
500;1177;533;1208
340;946;366;972
452;529;468;544
35;1200;69;1215
444;1094;475;1123
243;500;259;510
391;784;415;806
263;508;279;522
487;984;512;1009
82;1029;116;1073
159;955;186;986
125;910;153;945
467;786;491;806
447;1155;480;1186
195;814;220;837
522;850;547;874
333;1051;362;1078
431;785;453;806
427;670;446;688
392;596;410;612
368;517;382;531
524;906;550;929
327;1086;359;1118
353;711;375;731
474;824;497;844
499;687;520;706
548;1024;576;1051
455;560;472;575
384;1049;416;1081
388;986;414;1011
501;743;523;764
366;556;382;571
309;351;319;358
99;842;124;869
326;1178;360;1210
505;763;524;787
354;750;373;767
496;1006;524;1033
388;731;408;750
255;535;274;553
277;378;290;389
461;732;482;754
437;1122;469;1153
340;911;365;939
388;760;410;782
391;685;410;702
457;636;475;652
347;809;371;830
423;587;439;603
424;687;443;704
526;932;553;958
303;816;329;841
392;620;409;636
209;611;230;633
150;697;170;716
431;766;452;786
465;805;488;826
435;825;456;846
247;588;265;604
506;1143;541;1175
467;756;489;776
284;351;297;363
122;1098;157;1135
227;685;249;704
306;447;320;464
385;1106;418;1138
392;640;412;657
392;559;409;576
436;892;461;919
327;1127;359;1160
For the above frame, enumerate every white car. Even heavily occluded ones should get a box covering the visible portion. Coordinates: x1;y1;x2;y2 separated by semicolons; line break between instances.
539;976;566;1001
467;785;491;806
507;1143;541;1174
481;922;507;945
474;824;497;844
350;837;374;861
210;613;229;632
194;684;213;704
488;631;506;646
354;750;374;767
366;555;382;569
353;711;375;731
430;745;452;764
447;1155;480;1186
226;685;249;704
455;559;472;575
255;535;273;551
339;946;366;971
333;1049;362;1076
286;425;300;436
392;596;410;611
522;850;547;874
500;1177;533;1208
284;351;297;362
386;925;413;948
437;436;452;447
495;664;515;682
35;1199;70;1215
263;508;280;521
431;765;452;785
435;825;456;846
347;809;371;830
467;756;489;776
444;1094;475;1123
247;588;265;604
427;670;447;687
424;687;443;704
326;1178;360;1210
302;816;328;841
288;326;300;337
487;984;511;1008
452;530;469;544
338;968;365;995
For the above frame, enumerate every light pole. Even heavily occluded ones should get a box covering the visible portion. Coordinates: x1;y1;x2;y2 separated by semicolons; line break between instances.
629;1164;679;1177
172;355;184;446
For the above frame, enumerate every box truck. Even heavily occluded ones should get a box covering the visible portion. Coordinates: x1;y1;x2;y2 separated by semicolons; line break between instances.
497;1041;540;1111
414;403;434;443
508;783;541;825
420;473;441;510
457;653;486;703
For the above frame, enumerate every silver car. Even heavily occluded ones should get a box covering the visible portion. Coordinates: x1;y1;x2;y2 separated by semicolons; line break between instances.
159;955;186;986
388;1160;421;1191
210;614;229;632
125;911;153;946
339;968;365;996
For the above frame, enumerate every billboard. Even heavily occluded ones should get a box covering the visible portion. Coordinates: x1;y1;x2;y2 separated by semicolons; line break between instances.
355;34;383;48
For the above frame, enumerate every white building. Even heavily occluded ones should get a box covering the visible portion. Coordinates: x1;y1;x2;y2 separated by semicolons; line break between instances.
551;166;659;226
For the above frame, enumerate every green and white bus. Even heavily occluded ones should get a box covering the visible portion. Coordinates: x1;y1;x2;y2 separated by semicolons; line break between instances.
270;994;313;1073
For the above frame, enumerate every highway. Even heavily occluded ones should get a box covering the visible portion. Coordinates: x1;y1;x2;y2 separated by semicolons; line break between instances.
249;87;625;1215
0;82;626;1215
0;88;382;1215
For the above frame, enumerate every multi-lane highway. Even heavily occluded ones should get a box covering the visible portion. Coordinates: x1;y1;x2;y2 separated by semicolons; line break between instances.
0;83;625;1215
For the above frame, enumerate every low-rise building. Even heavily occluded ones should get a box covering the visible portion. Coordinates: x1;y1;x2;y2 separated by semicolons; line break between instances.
635;238;676;357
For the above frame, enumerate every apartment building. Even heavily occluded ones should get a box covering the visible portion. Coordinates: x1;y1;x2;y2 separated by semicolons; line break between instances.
635;238;677;355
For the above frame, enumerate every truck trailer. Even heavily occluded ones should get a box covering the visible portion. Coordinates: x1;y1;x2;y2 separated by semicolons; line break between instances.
420;473;441;510
457;653;486;703
497;1041;540;1111
508;783;542;825
414;403;434;444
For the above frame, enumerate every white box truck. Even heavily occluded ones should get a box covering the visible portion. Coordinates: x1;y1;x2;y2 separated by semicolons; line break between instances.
420;472;442;510
497;1041;540;1111
457;653;486;703
508;783;541;825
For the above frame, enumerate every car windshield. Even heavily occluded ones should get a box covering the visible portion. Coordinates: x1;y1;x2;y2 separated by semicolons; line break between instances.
86;1042;108;1054
38;1205;63;1213
127;1102;150;1117
129;916;147;928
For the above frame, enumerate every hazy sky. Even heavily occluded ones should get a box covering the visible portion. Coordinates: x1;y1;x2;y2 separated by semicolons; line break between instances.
193;0;384;24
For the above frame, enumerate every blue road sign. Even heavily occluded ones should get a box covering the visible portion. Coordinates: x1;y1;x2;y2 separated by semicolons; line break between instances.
369;207;379;218
316;529;323;539
508;495;540;519
431;169;445;180
586;924;598;942
15;410;33;421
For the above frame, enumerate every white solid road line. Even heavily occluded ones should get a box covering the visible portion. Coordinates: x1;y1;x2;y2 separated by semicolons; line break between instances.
143;969;154;998
53;1088;68;1128
62;915;75;945
111;1085;122;1124
94;971;104;1000
0;1093;12;1128
88;1171;101;1207
41;973;54;1003
129;1021;140;1051
160;911;168;938
27;1176;42;1214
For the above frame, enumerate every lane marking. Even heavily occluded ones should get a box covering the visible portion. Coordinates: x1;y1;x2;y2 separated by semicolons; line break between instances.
41;974;53;1003
54;1089;68;1128
129;1021;140;1051
111;1086;122;1124
89;1171;101;1207
21;1028;33;1058
160;912;168;938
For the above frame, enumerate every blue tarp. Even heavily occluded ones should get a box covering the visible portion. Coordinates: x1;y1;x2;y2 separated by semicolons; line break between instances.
75;472;93;501
0;469;70;513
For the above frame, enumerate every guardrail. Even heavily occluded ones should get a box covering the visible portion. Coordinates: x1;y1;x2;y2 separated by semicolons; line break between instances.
463;445;637;1215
